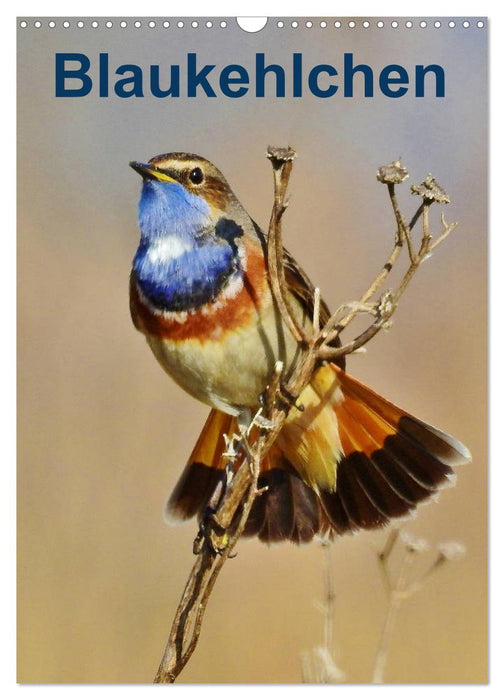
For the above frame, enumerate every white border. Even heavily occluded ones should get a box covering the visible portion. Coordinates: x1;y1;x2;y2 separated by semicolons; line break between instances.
5;1;498;696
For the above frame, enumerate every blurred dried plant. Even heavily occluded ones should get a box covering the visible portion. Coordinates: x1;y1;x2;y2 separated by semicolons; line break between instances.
301;530;466;684
372;529;466;683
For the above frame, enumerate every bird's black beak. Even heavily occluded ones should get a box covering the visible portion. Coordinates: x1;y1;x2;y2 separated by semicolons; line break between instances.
129;161;176;183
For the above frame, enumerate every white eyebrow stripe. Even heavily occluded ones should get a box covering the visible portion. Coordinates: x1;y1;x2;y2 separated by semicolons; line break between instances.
147;236;193;265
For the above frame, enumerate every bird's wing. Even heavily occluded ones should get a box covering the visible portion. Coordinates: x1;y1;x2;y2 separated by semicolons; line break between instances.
282;247;331;327
282;247;344;367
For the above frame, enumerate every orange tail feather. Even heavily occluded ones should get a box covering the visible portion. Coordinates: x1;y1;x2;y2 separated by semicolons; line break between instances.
165;364;471;543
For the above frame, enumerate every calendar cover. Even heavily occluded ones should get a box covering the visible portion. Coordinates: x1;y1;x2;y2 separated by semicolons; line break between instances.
17;17;487;683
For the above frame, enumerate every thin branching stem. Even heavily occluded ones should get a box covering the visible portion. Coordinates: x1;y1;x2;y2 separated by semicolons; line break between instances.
372;541;415;683
322;542;336;654
371;530;465;683
153;151;460;683
266;147;310;346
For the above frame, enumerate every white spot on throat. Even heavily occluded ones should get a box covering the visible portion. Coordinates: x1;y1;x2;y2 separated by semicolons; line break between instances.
147;236;193;265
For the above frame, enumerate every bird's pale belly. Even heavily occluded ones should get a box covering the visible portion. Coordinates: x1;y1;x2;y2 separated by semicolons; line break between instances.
145;306;302;415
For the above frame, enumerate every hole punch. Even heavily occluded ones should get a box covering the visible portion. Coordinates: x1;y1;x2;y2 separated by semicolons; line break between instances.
237;17;268;33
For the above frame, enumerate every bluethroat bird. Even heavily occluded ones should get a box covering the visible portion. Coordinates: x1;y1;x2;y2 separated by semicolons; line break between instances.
129;152;471;543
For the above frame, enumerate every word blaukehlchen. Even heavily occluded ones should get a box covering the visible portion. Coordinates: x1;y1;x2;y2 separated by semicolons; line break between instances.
55;52;445;99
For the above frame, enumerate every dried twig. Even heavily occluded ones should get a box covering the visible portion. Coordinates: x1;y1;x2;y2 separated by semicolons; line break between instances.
153;149;460;683
371;530;466;683
266;146;310;346
318;165;458;360
301;541;345;683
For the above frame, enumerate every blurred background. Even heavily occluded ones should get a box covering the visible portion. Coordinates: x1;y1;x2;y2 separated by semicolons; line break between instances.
17;17;487;683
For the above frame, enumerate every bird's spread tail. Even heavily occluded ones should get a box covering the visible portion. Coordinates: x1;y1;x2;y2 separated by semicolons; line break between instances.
166;364;471;544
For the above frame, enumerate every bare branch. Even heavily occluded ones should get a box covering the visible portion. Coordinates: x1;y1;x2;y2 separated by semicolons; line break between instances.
266;146;310;346
154;149;316;683
154;150;461;683
372;531;465;683
301;541;345;683
154;415;268;683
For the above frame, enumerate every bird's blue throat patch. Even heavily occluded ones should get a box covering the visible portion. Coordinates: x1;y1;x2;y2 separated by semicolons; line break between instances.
133;180;244;312
138;179;210;238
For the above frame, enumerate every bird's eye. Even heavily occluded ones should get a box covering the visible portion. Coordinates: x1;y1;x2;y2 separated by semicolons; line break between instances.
188;167;204;185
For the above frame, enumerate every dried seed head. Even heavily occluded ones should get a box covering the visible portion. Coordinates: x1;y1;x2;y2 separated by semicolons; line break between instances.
266;146;297;167
315;646;346;682
437;541;466;561
411;174;450;203
400;531;430;553
377;160;409;184
377;290;395;319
